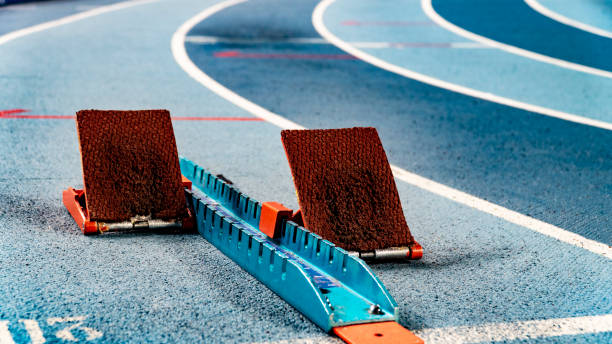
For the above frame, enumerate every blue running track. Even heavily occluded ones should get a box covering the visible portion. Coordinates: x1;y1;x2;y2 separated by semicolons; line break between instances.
0;0;610;343
186;0;612;244
432;0;612;72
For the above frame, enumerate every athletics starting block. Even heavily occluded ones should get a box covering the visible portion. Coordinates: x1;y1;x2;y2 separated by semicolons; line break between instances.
62;111;423;343
62;110;194;234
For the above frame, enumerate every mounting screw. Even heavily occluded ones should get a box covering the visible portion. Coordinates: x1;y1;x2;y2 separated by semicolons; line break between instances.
369;304;384;315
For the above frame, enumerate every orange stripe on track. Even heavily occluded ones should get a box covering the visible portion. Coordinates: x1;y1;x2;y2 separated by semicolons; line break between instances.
1;114;74;119
0;109;263;121
172;116;263;121
214;50;357;60
0;109;28;116
341;20;434;26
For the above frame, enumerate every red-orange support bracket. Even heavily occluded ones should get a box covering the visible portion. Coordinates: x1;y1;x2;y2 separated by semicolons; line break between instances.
62;176;194;235
62;187;98;234
409;242;423;260
259;204;423;261
259;202;293;239
334;321;424;344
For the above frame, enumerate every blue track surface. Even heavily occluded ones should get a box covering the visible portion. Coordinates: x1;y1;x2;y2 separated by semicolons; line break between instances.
432;0;612;72
322;0;612;124
186;0;611;244
1;0;611;343
0;0;124;34
539;0;612;33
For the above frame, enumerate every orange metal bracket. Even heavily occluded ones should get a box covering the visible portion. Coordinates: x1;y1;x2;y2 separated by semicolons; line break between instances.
259;202;293;239
63;176;194;235
333;321;424;344
409;242;423;260
62;187;99;235
181;175;192;190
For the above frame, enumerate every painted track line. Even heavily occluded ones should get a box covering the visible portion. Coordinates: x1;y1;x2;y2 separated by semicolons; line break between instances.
342;20;433;27
19;320;45;344
312;0;612;131
0;109;263;121
213;50;357;59
525;0;612;39
0;109;27;116
0;321;15;344
421;0;612;79
415;314;612;344
171;0;304;131
0;0;158;47
186;35;488;49
247;315;612;344
390;166;612;258
246;338;340;344
172;0;612;259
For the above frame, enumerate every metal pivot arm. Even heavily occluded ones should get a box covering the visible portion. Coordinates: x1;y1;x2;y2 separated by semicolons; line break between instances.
62;178;195;235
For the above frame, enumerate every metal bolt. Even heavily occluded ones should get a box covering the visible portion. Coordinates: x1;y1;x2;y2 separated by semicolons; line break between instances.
369;304;384;315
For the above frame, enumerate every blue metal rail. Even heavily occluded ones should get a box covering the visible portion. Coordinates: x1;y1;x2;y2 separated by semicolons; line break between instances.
180;157;399;332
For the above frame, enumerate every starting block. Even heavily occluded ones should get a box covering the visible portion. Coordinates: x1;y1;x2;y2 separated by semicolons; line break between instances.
62;112;422;343
279;127;422;262
181;157;423;343
62;110;194;234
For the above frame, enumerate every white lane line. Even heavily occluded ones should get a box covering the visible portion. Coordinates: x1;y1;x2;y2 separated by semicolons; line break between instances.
421;0;612;80
48;316;102;341
246;338;341;344
390;166;612;258
247;315;612;344
171;0;304;130
0;321;15;344
0;0;158;47
19;320;45;344
185;36;329;44
415;314;612;344
525;0;612;39
185;35;489;49
450;42;488;49
173;0;612;259
312;0;612;131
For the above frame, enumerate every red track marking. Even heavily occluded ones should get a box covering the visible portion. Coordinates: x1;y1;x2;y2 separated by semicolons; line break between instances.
0;109;28;116
172;116;263;121
0;109;263;121
341;20;434;26
1;114;74;119
391;42;451;48
214;50;357;60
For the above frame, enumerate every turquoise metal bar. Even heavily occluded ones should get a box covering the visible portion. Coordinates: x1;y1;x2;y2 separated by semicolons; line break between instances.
180;157;398;332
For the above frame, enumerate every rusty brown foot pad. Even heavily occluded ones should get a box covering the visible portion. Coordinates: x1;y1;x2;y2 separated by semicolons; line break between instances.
76;109;187;222
333;321;424;344
280;127;415;252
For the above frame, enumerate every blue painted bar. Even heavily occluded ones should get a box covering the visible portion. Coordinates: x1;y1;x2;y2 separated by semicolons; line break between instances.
180;156;398;331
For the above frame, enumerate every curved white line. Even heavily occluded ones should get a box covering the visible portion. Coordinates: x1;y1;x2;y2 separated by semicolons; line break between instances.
172;0;611;258
0;0;158;47
421;0;612;80
416;314;612;344
254;314;612;344
389;166;612;259
312;0;612;131
171;0;304;130
525;0;612;39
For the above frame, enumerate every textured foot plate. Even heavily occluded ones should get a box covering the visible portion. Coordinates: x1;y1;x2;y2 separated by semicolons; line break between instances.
281;127;416;252
76;109;187;222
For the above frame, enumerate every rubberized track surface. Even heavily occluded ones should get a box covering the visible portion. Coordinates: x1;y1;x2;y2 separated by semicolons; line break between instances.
187;0;611;244
1;0;610;343
431;0;612;72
